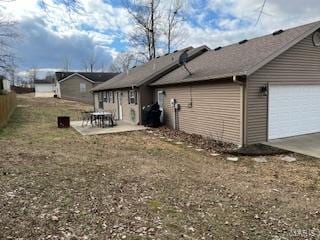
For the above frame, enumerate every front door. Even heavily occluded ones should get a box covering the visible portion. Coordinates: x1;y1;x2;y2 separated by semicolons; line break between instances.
117;92;123;120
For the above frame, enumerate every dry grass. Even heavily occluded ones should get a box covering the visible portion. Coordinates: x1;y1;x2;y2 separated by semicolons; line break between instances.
0;95;320;240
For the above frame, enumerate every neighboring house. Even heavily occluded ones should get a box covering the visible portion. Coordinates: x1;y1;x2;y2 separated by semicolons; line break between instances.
91;46;209;124
150;21;320;146
0;78;11;92
34;78;56;97
55;72;118;104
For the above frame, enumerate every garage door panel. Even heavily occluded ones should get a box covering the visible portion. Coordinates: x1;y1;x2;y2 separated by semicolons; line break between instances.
269;85;320;140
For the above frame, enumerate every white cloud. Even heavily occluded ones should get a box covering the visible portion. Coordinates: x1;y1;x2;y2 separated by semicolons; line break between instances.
179;0;320;49
1;0;320;77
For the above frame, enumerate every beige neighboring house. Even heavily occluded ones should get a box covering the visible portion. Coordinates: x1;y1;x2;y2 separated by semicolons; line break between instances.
55;72;118;104
91;46;209;124
34;79;56;97
151;21;320;146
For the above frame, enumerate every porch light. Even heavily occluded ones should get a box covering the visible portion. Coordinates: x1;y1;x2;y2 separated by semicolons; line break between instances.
260;85;268;96
159;90;166;95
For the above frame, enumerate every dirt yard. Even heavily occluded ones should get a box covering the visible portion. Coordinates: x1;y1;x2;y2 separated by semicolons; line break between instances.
1;95;320;240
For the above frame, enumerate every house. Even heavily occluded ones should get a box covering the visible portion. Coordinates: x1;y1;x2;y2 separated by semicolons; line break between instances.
55;72;118;104
0;77;11;92
34;78;56;97
150;20;320;146
91;46;209;124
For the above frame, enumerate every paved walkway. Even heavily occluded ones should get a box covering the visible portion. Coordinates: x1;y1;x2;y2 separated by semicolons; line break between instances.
265;133;320;159
71;121;148;136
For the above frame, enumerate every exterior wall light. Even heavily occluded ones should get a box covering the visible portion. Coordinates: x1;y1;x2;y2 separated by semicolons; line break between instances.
260;85;268;96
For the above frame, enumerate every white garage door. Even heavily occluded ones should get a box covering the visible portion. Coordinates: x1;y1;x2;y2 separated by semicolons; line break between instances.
269;84;320;140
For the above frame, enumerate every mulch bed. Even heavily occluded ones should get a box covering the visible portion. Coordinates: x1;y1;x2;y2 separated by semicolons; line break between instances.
152;127;289;156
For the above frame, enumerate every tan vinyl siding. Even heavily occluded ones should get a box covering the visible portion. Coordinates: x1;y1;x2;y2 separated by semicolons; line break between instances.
60;75;95;104
156;82;242;145
95;89;140;124
247;34;320;144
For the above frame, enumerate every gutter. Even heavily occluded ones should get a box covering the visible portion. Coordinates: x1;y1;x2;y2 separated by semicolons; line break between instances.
233;75;244;85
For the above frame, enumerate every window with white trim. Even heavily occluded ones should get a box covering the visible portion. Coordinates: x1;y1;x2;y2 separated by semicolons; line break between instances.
80;83;86;93
109;91;114;103
128;90;137;104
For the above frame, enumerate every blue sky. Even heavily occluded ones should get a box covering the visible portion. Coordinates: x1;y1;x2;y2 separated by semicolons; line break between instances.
1;0;320;78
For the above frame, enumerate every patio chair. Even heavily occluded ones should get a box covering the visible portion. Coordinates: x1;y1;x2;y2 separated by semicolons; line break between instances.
101;109;116;128
81;111;92;127
111;110;117;126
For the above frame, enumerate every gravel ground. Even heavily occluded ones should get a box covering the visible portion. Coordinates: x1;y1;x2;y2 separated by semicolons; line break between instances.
153;127;289;156
0;95;320;240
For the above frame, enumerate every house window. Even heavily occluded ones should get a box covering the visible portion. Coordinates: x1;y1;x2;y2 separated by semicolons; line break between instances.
157;90;165;108
128;90;137;104
103;91;107;102
109;91;114;103
80;83;86;93
98;92;103;109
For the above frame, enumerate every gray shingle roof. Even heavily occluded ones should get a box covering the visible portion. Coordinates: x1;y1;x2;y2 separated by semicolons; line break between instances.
56;72;118;83
91;46;209;91
151;20;320;86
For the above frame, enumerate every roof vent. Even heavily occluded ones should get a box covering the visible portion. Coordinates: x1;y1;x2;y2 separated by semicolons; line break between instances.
272;29;284;36
239;39;248;45
214;46;222;51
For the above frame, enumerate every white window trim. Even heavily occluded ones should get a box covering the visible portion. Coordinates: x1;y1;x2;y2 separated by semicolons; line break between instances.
129;90;136;104
80;83;86;93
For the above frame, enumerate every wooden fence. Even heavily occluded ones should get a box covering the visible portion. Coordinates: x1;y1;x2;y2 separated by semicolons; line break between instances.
0;92;17;128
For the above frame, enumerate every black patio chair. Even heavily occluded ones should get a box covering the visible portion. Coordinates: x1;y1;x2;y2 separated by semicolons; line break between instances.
81;111;92;127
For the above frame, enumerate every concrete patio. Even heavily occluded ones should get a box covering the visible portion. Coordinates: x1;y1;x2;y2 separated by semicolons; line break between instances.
265;133;320;159
71;121;148;136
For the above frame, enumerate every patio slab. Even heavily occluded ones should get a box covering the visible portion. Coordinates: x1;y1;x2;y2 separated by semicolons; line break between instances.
71;121;148;136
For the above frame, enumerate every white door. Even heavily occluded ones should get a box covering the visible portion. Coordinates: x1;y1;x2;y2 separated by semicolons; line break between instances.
117;92;123;120
157;90;164;123
269;84;320;140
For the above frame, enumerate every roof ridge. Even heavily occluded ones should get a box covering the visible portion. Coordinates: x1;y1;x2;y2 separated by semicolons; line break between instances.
134;47;194;86
150;20;320;87
211;20;320;52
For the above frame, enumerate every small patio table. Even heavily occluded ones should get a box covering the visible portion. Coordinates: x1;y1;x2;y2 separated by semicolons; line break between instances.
90;112;114;128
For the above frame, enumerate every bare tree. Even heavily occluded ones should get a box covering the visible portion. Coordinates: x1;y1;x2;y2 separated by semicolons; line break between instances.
124;0;161;61
45;71;55;82
110;51;137;73
28;67;38;87
82;52;99;72
39;0;83;15
0;10;18;74
6;65;16;86
61;55;72;72
164;0;184;53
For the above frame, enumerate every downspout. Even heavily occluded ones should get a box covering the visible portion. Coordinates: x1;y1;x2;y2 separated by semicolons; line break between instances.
233;75;242;85
233;75;245;147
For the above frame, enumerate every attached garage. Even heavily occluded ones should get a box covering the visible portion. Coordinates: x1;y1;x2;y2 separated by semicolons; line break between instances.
151;21;320;146
268;84;320;140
